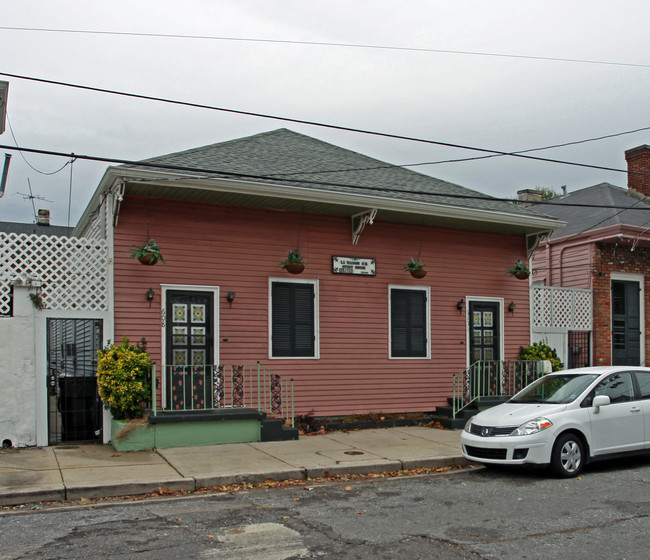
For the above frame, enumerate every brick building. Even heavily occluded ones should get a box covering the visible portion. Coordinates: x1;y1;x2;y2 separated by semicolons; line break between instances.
531;145;650;367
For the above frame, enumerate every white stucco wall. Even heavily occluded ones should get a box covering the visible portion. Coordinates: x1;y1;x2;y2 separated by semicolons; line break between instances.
0;285;37;447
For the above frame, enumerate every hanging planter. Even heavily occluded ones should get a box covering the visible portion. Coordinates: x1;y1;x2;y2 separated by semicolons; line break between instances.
129;239;166;266
403;257;427;279
279;249;306;274
507;259;530;280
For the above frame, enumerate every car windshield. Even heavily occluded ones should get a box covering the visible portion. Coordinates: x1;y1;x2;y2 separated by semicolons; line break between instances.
509;374;600;404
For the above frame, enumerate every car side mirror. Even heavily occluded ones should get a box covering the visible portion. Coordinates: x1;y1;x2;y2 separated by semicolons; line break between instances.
592;394;610;411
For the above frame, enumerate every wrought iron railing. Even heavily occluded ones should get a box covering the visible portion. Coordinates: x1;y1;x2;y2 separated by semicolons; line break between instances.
452;360;548;418
151;362;294;426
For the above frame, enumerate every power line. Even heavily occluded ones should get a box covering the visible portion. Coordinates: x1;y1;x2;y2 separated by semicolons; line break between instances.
1;26;649;69
0;71;644;176
2;141;650;211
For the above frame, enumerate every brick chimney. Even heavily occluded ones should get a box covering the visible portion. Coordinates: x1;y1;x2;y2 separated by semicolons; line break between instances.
625;145;650;197
37;209;51;226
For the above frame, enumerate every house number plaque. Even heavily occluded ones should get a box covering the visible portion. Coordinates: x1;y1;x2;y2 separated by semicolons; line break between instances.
332;256;376;276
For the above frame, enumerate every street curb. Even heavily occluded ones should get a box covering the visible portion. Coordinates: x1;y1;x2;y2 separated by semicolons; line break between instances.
63;478;196;501
0;456;470;507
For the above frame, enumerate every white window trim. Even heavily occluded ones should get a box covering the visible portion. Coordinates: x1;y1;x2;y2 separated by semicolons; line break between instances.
464;296;504;367
610;272;645;366
161;283;220;367
388;284;431;360
269;277;320;360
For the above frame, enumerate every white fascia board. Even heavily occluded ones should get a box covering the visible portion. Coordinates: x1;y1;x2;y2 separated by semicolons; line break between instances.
77;166;565;233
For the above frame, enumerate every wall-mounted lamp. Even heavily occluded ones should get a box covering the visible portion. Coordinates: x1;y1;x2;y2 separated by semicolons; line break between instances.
509;301;516;313
457;299;465;313
146;287;155;307
226;291;236;308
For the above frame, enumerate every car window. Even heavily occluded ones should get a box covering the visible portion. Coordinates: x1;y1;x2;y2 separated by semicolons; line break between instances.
633;371;650;399
592;372;635;404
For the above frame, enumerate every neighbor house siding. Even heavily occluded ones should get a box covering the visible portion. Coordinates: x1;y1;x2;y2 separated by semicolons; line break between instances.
112;196;532;417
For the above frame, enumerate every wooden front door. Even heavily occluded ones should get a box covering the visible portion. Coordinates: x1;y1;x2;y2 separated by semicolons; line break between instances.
612;280;641;366
469;301;500;363
165;290;215;410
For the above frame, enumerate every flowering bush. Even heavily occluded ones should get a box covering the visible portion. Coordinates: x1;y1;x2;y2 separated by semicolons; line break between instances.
97;337;151;420
519;341;563;372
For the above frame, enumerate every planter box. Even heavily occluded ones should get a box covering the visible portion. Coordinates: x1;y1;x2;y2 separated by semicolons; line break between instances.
110;418;155;452
110;409;265;451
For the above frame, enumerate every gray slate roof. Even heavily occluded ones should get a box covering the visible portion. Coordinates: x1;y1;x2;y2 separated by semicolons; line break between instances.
541;182;650;239
130;128;549;219
0;221;71;237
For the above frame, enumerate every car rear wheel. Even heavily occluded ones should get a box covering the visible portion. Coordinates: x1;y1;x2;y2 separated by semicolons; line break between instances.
551;433;584;477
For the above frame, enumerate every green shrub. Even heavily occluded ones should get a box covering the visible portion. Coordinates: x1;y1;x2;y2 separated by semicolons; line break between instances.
519;341;563;372
97;337;151;420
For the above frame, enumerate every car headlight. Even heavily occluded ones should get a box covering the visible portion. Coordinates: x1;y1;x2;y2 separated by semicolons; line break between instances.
510;417;553;436
463;416;475;433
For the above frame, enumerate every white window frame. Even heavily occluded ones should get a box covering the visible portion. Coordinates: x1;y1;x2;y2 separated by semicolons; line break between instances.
388;284;431;360
269;277;320;360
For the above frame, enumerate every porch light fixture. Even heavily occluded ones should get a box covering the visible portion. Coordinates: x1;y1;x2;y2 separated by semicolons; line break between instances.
509;301;516;313
146;287;155;306
457;299;465;313
227;291;236;307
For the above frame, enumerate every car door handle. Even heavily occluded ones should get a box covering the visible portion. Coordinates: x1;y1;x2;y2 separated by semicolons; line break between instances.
630;407;641;413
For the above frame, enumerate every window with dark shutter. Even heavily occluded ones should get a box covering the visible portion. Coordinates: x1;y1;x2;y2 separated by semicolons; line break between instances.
271;281;315;357
391;288;428;358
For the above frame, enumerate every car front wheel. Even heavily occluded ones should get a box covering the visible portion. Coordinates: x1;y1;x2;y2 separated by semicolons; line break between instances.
551;433;584;477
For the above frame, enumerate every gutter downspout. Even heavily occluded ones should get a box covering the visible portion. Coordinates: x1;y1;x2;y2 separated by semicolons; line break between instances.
0;153;11;198
557;233;631;287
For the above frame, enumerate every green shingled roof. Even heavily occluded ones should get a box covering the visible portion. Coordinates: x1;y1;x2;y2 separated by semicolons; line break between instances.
131;128;546;219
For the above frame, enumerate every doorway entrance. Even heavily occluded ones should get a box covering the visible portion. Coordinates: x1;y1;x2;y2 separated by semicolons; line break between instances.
612;280;641;366
47;319;103;444
165;290;216;410
468;300;502;395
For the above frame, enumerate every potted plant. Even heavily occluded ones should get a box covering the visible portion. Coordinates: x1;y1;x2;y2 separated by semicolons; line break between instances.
129;239;166;265
507;259;530;280
279;249;306;274
97;337;154;451
403;257;427;278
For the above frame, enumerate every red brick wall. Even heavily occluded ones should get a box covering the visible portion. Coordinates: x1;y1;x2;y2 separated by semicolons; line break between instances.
625;145;650;198
592;243;650;365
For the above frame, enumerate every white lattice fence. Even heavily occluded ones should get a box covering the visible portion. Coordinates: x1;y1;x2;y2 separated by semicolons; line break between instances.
532;286;592;331
0;232;109;313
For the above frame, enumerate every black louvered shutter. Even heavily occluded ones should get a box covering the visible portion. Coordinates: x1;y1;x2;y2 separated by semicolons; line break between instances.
272;282;315;357
391;289;427;357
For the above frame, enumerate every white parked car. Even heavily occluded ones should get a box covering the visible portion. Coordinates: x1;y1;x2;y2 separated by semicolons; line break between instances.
461;366;650;477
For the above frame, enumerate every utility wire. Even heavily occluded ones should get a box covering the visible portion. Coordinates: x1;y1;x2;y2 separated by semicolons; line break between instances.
0;71;646;176
6;113;73;175
2;141;650;211
271;125;650;178
1;26;648;69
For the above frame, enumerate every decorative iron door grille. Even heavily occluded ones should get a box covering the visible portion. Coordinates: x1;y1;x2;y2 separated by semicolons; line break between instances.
47;318;103;444
165;290;215;410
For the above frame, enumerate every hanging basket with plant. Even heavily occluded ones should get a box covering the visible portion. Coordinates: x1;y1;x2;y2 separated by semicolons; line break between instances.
507;259;530;280
403;257;427;278
129;239;166;265
279;249;306;274
97;337;152;420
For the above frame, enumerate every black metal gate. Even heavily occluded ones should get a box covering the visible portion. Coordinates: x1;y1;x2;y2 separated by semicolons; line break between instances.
568;331;591;369
47;319;103;444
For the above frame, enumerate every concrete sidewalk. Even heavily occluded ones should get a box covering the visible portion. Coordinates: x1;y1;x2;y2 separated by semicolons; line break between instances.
0;426;465;507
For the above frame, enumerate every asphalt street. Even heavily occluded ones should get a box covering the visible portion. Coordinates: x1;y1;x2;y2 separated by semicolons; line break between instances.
1;455;648;559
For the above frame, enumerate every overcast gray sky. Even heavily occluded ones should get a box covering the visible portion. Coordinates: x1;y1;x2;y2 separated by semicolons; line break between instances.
1;0;649;226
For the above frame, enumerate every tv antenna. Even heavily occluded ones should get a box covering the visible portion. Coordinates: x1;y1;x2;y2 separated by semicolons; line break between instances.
17;178;52;221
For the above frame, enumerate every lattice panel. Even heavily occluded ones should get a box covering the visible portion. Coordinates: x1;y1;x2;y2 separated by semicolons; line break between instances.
573;290;593;330
0;232;109;313
532;286;592;331
532;287;553;328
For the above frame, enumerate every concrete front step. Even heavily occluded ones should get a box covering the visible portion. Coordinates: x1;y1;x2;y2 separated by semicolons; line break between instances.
261;417;299;441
